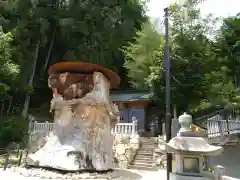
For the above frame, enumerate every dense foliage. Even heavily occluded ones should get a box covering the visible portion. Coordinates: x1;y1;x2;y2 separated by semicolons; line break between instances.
0;116;28;148
122;22;164;89
0;0;147;146
123;0;240;114
0;27;19;98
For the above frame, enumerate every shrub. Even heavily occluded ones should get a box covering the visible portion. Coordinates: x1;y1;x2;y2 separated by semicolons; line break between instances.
0;116;28;148
208;168;215;173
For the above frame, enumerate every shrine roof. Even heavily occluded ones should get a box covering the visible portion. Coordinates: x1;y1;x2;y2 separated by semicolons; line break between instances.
110;91;153;102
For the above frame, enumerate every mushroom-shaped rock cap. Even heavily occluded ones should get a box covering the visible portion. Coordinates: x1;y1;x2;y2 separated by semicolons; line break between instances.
166;136;224;156
48;62;121;89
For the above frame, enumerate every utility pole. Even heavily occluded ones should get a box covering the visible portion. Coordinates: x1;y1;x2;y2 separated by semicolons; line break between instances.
164;7;172;180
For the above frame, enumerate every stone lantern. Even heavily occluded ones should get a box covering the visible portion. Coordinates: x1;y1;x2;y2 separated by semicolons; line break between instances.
166;112;224;180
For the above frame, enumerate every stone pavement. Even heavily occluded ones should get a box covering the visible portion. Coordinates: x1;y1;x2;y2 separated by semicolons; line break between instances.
0;168;167;180
210;144;240;179
128;169;166;180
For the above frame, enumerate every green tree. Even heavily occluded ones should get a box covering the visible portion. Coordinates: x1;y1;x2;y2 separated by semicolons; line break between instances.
123;0;222;113
205;13;240;109
1;0;147;117
0;26;19;98
0;0;147;146
168;1;215;112
123;21;164;89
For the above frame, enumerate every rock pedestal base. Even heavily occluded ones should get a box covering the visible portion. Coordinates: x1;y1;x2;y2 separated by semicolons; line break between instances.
27;70;120;172
27;120;115;171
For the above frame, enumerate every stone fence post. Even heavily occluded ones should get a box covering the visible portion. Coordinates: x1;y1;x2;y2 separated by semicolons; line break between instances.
214;165;225;180
218;121;224;141
132;117;137;136
171;118;180;137
28;120;36;133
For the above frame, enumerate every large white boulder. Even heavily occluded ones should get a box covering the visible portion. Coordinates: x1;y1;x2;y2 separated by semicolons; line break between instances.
26;98;116;171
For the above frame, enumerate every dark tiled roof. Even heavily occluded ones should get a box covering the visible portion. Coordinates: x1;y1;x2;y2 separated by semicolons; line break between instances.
110;92;153;102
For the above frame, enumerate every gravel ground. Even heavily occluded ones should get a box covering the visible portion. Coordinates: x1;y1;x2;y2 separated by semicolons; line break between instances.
0;167;167;180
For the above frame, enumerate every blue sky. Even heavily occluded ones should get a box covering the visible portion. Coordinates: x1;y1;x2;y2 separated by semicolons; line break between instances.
146;0;239;19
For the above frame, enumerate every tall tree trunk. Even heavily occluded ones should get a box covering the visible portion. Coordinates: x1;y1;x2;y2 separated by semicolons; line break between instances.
21;42;40;118
173;104;177;119
7;96;13;116
1;100;4;117
42;28;56;75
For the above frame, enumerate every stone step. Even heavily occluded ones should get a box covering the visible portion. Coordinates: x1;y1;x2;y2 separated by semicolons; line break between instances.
135;152;153;156
141;142;156;144
134;155;153;160
129;137;158;171
137;150;154;154
140;146;157;150
140;140;156;143
141;140;156;143
141;144;155;146
139;149;155;152
137;152;154;156
141;140;156;142
141;143;157;146
128;164;156;171
141;144;157;147
135;153;153;159
134;156;153;161
141;146;156;148
140;137;156;140
139;146;156;149
135;153;153;157
141;138;156;141
140;148;156;151
132;161;153;166
134;154;153;159
138;150;155;153
140;147;156;150
133;159;153;164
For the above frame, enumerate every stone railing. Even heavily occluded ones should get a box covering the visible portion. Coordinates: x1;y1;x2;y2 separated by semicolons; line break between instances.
113;122;137;135
214;165;240;180
29;119;138;135
207;119;240;139
29;121;53;133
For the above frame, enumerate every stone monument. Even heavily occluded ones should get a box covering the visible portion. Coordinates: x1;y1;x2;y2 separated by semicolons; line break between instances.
166;112;224;180
26;62;121;171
